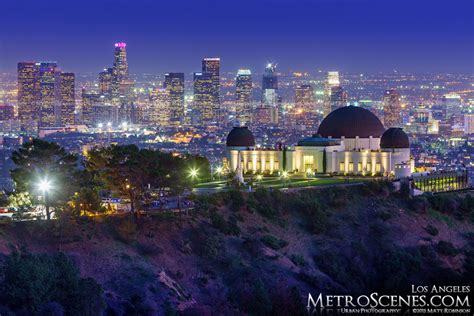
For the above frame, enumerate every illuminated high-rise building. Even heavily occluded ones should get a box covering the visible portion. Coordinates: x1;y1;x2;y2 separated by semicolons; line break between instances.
383;89;402;128
289;84;317;131
111;42;133;104
81;89;102;126
59;72;75;126
0;105;15;121
38;62;59;127
323;71;340;117
149;88;170;127
262;63;279;123
464;113;474;135
164;72;185;126
442;93;462;121
235;69;252;126
193;72;213;124
91;104;119;127
99;67;113;96
17;62;40;129
295;84;314;111
330;85;347;111
202;58;221;124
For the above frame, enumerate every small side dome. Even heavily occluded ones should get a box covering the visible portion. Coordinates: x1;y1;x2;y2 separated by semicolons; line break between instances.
226;126;255;147
381;128;409;148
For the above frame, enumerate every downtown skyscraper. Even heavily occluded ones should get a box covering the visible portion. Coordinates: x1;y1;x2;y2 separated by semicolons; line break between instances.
164;73;185;126
193;72;213;124
59;72;76;125
18;61;76;130
330;85;347;112
383;89;402;128
201;58;220;125
18;62;40;130
38;62;59;127
149;88;170;127
262;63;279;124
323;71;341;117
235;69;252;126
110;43;134;122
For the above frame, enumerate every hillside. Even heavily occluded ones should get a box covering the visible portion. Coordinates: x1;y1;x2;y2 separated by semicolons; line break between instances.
0;182;473;315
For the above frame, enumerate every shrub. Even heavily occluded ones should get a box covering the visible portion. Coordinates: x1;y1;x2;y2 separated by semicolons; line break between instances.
115;219;137;243
409;196;430;214
459;194;474;220
227;190;245;212
428;195;458;213
0;252;103;314
261;235;288;250
425;225;439;236
436;241;458;256
247;279;273;315
290;254;306;266
191;229;223;259
209;210;240;236
400;181;411;199
376;248;421;292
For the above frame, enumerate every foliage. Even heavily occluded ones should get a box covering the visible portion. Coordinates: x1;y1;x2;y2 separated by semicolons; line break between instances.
459;194;474;220
428;194;458;213
10;139;81;219
209;210;240;236
260;235;288;250
70;187;104;215
181;154;211;182
408;196;430;214
400;181;411;199
7;191;33;213
286;191;329;234
0;252;103;314
436;241;458;256
376;248;422;292
290;254;306;266
425;225;439;236
87;145;204;214
227;189;245;212
250;187;283;218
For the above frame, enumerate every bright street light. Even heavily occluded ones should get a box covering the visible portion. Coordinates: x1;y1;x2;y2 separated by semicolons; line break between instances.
256;174;263;181
215;167;223;174
37;177;53;220
98;123;103;129
189;168;199;179
38;178;52;192
281;171;289;179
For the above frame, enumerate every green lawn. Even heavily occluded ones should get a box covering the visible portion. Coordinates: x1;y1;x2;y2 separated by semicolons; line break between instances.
194;176;373;190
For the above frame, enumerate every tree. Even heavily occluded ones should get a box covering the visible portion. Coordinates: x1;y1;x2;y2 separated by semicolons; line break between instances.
86;145;199;215
10;139;81;220
70;187;104;216
86;145;144;215
322;149;327;174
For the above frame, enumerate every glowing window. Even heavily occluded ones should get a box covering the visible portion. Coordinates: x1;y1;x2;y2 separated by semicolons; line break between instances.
303;155;314;171
339;162;345;172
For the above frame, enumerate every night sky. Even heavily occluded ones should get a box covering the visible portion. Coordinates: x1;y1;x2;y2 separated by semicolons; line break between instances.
0;0;472;74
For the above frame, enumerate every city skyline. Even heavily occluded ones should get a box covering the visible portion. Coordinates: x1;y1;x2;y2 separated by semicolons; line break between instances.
1;0;473;74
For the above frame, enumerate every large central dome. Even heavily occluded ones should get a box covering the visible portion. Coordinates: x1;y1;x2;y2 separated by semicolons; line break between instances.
317;106;385;138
